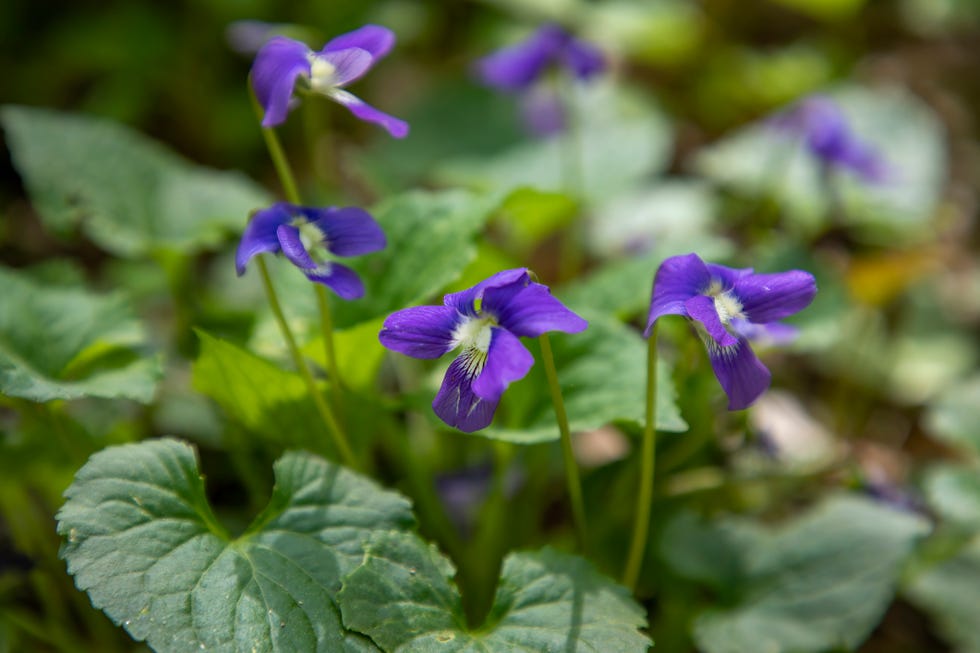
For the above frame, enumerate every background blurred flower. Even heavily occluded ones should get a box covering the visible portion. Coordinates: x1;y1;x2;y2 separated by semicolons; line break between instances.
236;202;386;299
250;25;408;137
379;269;587;432
646;253;817;410
771;95;890;182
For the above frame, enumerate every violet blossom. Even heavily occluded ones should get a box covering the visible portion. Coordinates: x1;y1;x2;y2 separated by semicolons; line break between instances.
236;202;385;300
771;95;888;182
476;24;604;136
645;253;817;410
379;269;588;432
250;25;408;137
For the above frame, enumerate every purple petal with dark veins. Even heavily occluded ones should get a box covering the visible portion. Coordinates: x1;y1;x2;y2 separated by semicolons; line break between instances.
685;294;738;348
483;281;587;338
645;253;711;336
704;337;772;410
235;203;293;275
316;48;374;87
433;354;498;432
379;305;461;359
471;327;534;403
328;89;409;138
275;224;317;270
306;206;386;256
251;37;312;127
733;270;817;324
322;24;395;59
303;262;365;300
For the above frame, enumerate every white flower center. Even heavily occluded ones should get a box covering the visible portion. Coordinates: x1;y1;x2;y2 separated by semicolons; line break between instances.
705;280;744;326
309;56;338;93
293;219;327;256
450;316;496;378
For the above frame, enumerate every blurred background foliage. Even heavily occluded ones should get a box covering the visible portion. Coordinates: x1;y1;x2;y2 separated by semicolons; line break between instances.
1;0;978;651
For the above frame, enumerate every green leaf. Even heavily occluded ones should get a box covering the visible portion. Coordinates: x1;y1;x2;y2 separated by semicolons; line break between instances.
57;438;414;653
0;265;160;402
685;495;928;653
192;330;320;447
924;374;980;455
1;105;269;257
484;315;687;444
436;81;673;203
693;86;946;242
905;539;980;653
339;531;651;652
329;189;498;329
923;464;980;529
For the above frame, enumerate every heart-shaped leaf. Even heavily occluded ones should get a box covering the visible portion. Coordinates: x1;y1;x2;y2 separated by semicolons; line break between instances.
339;531;651;652
57;439;414;652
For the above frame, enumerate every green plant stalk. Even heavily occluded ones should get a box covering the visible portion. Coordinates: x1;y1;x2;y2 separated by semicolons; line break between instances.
250;87;345;394
254;255;357;468
538;333;588;552
623;324;658;591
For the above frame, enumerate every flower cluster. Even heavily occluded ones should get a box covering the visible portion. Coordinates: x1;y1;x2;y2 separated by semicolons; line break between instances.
251;25;408;137
646;253;817;410
236;203;385;299
379;269;587;432
771;95;888;183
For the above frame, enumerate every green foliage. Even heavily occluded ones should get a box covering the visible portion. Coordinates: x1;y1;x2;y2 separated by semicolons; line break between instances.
663;496;928;653
0;265;161;402
57;439;414;652
331;190;498;329
339;531;651;652
924;374;980;456
192;330;321;447
1;105;269;257
485;315;687;443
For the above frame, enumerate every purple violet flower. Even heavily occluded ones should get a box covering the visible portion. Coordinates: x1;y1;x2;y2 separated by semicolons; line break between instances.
476;23;605;92
645;253;817;410
236;202;386;300
771;95;888;183
379;269;588;432
250;25;408;138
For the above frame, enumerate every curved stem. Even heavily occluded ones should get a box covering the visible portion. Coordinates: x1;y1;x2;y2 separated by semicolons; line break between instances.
623;324;659;591
538;333;588;552
314;284;344;391
255;256;357;468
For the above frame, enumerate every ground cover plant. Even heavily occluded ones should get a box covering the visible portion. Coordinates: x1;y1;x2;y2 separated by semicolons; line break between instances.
1;0;978;651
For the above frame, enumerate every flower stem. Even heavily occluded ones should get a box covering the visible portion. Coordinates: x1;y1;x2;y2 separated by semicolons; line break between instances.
254;255;357;468
538;333;588;552
623;324;659;591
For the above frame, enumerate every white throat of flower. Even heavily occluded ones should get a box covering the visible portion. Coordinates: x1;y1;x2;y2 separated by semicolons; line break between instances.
705;280;745;326
450;315;496;378
293;219;329;261
308;55;338;93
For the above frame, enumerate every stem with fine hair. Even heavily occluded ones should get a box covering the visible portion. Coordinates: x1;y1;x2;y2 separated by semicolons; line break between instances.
538;333;588;552
623;323;659;591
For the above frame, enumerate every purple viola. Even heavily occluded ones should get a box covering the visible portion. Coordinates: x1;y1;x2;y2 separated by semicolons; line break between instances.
379;269;588;432
476;23;605;92
771;95;888;182
645;253;817;410
236;202;385;300
250;24;408;138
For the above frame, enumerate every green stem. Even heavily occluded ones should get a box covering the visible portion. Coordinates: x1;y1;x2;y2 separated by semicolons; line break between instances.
623;325;659;591
538;333;588;552
314;284;344;392
252;88;347;395
255;255;357;468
